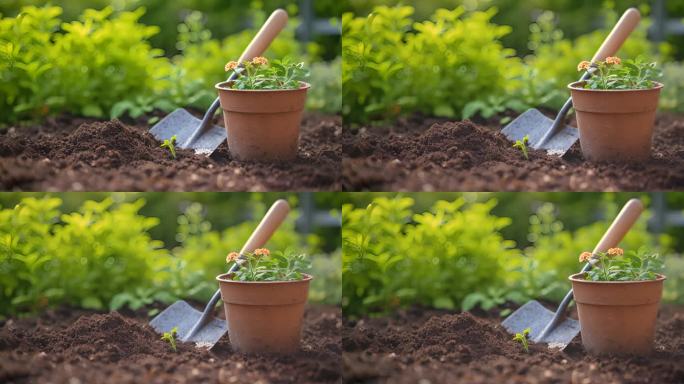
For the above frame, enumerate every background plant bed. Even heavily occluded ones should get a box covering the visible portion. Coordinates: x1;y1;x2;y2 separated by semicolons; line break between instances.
342;113;684;191
0;112;341;191
342;306;684;383
0;305;341;383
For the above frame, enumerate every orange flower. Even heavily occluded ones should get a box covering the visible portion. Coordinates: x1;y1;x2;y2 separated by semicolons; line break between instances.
224;61;239;71
226;251;239;263
605;56;621;65
577;60;591;71
252;56;269;66
606;247;624;257
579;251;592;263
253;248;270;257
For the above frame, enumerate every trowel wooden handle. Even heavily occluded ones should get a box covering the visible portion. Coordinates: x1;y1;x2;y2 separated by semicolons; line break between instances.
239;199;290;254
591;198;644;254
591;8;640;62
238;9;288;63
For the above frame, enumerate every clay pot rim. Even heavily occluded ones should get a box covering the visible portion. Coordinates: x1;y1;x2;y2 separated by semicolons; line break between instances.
215;81;311;93
216;272;313;285
569;272;666;284
567;81;664;92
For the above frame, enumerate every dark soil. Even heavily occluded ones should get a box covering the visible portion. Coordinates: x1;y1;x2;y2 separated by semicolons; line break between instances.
0;305;341;383
0;113;341;191
342;114;684;191
343;306;684;383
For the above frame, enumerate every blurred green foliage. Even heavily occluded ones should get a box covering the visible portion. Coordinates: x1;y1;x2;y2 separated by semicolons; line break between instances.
0;3;340;125
343;197;522;317
342;6;525;124
0;6;172;123
342;194;684;318
661;62;684;113
0;0;343;59
342;3;683;124
0;194;341;318
0;197;167;316
343;0;684;59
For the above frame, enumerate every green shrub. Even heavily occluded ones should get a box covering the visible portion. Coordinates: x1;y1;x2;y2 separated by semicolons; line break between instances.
342;196;521;317
0;5;62;123
0;6;174;123
0;196;340;318
1;5;339;125
342;5;526;125
0;197;168;317
342;195;683;318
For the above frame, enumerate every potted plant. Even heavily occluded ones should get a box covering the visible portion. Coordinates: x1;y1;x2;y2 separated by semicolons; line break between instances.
569;247;665;355
569;57;663;162
216;57;310;161
216;248;312;354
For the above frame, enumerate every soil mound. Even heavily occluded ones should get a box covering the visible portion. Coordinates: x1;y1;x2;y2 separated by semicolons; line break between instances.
13;119;191;169
0;113;341;191
343;308;684;383
0;306;341;383
344;311;523;363
37;312;188;361
343;113;684;191
53;120;161;167
409;313;517;360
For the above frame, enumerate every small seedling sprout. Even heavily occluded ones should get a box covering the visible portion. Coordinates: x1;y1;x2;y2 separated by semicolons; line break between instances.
512;327;531;353
512;135;530;160
161;326;178;352
160;135;178;159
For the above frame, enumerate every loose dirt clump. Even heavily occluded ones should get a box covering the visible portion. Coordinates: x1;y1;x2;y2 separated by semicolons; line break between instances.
0;306;341;383
0;113;341;191
343;307;684;383
343;113;684;191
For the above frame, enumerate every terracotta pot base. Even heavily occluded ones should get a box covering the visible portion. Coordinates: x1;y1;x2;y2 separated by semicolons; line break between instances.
216;273;312;354
216;81;310;162
569;272;665;355
568;81;663;162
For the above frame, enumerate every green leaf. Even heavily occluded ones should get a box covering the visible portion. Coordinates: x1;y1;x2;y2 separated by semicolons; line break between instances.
109;293;133;311
110;101;135;119
81;296;103;309
433;104;455;117
433;296;455;310
82;104;103;117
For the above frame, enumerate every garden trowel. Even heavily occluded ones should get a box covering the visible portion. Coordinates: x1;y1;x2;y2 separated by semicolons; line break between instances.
501;8;641;156
502;198;644;349
150;199;291;349
149;9;289;156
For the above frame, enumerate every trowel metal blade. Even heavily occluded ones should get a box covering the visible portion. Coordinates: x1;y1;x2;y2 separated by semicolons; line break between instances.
149;300;227;349
501;108;579;156
501;300;580;350
149;108;226;156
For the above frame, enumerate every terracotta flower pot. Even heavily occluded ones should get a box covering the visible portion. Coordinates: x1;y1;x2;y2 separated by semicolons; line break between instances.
568;81;663;162
215;81;310;162
216;273;312;354
569;272;666;355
